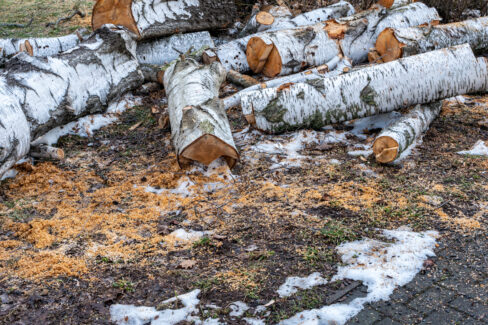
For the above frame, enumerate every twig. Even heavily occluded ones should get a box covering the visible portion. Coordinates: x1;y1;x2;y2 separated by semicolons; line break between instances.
46;10;85;28
0;18;33;28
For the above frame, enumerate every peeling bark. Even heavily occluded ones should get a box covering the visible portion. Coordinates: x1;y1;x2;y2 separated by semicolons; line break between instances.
373;102;441;163
0;26;143;176
136;31;214;65
241;44;488;133
92;0;236;40
374;17;488;63
163;58;238;168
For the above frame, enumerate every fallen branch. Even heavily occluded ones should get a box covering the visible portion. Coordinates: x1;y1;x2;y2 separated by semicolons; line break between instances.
92;0;236;39
241;44;488;133
373;17;488;63
373;102;442;163
163;58;239;168
46;10;85;28
0;18;33;28
30;145;65;160
226;70;259;88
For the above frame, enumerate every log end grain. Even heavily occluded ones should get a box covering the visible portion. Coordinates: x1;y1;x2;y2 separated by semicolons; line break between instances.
92;0;139;37
179;134;239;168
324;20;347;39
373;136;399;163
246;36;275;74
378;0;416;9
375;28;404;63
256;11;275;26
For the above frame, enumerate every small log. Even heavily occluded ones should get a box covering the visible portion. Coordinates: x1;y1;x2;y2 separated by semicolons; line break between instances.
374;17;488;63
0;26;144;177
239;5;292;36
30;145;65;160
92;0;236;40
163;58;239;168
0;29;90;65
246;24;342;77
223;56;350;109
373;102;441;163
205;2;354;73
241;44;488;133
226;70;259;88
136;31;214;65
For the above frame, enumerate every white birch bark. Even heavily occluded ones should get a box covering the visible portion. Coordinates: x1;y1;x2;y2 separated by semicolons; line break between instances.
239;6;293;36
373;102;442;163
223;57;350;109
241;44;488;133
136;31;214;65
376;17;488;62
163;58;239;167
92;0;236;40
0;29;90;66
377;0;417;9
336;2;440;63
30;145;65;160
0;26;143;176
247;23;342;77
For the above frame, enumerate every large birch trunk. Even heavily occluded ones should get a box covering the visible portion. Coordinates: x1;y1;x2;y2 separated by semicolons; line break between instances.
0;26;143;176
203;2;354;73
373;102;442;163
92;0;236;40
223;57;351;109
241;44;488;134
163;58;238;168
373;17;488;63
0;29;90;66
136;31;214;65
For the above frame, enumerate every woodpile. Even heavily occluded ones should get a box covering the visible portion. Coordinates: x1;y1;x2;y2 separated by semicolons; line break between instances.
0;0;487;176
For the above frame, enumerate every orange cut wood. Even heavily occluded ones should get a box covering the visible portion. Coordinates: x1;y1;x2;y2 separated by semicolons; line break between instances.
179;134;239;168
262;46;283;77
92;0;139;37
373;136;399;163
324;20;347;39
375;28;405;63
246;37;274;73
256;11;275;25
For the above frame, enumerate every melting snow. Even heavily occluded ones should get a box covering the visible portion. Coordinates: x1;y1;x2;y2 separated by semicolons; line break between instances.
145;177;195;197
229;301;249;317
169;229;211;242
457;140;488;156
277;272;328;298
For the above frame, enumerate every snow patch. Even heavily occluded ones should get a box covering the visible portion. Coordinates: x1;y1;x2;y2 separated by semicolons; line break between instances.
229;301;249;317
169;229;211;243
0;169;18;181
277;272;328;298
457;140;488;156
347;149;372;157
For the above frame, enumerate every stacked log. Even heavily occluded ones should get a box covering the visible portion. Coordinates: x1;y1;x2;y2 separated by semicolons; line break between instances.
92;0;237;39
239;5;293;36
163;58;239;167
373;102;442;163
372;16;488;63
0;26;144;175
241;44;488;133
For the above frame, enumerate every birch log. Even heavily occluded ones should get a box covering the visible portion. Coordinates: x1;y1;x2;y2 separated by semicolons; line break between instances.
373;102;442;163
136;31;214;65
239;5;293;36
204;2;354;73
241;44;488;133
0;26;143;176
92;0;236;40
163;58;238;168
223;57;350;109
373;17;488;63
377;0;416;9
0;29;90;66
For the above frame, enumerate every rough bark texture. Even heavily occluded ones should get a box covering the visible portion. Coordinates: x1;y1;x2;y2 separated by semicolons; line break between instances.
241;44;488;134
205;2;354;73
163;58;238;168
223;57;350;109
374;17;488;63
0;26;143;176
0;29;90;66
246;23;342;77
373;102;442;163
136;31;214;65
92;0;236;40
332;2;440;64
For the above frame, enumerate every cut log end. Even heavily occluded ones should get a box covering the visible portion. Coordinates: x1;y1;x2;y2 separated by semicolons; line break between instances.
375;28;404;63
92;0;139;37
378;0;417;9
262;46;283;78
324;20;347;39
179;134;239;168
373;136;399;163
256;11;275;26
246;37;275;74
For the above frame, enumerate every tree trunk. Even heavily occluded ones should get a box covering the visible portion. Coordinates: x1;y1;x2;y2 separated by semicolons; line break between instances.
246;23;342;77
373;17;488;63
136;31;214;65
204;2;354;73
241;44;488;134
223;56;350;109
0;29;90;66
92;0;236;40
373;102;442;163
0;26;143;176
163;58;239;168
